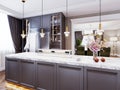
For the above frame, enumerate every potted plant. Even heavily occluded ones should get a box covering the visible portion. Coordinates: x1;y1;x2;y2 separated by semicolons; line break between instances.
75;39;85;55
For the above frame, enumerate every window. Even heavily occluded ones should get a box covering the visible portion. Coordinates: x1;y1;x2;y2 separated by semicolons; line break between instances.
0;12;14;52
0;12;15;70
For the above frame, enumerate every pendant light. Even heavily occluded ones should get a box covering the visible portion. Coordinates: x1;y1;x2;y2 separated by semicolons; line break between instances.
96;0;104;35
40;0;45;38
21;0;26;39
64;0;70;37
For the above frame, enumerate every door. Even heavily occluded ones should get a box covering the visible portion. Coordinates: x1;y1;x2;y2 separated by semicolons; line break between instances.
5;58;20;83
84;67;120;90
57;64;83;90
36;61;56;90
20;60;35;88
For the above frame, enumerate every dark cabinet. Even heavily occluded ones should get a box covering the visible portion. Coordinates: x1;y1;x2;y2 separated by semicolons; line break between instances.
27;12;65;49
50;12;65;49
6;57;120;90
5;58;20;83
84;67;120;90
28;16;41;28
5;58;36;88
20;60;35;88
57;64;83;90
43;15;51;29
36;61;56;90
40;32;50;49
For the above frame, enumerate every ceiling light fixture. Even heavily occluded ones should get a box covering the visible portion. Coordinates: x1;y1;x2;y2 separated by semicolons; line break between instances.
21;0;26;39
64;0;70;37
40;0;45;38
96;0;104;35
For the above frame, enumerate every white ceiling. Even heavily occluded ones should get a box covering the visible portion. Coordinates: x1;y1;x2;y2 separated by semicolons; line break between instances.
0;0;120;18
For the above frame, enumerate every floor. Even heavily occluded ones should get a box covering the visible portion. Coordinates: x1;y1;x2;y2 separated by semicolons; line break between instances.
0;71;34;90
0;71;6;90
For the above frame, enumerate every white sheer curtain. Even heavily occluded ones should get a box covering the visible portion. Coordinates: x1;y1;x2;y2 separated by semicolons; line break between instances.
0;12;15;71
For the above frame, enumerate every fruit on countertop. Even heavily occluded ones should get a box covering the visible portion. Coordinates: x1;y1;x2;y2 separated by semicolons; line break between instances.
93;57;99;62
101;57;105;62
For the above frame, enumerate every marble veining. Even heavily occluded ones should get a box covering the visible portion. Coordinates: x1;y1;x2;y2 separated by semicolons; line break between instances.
6;52;120;70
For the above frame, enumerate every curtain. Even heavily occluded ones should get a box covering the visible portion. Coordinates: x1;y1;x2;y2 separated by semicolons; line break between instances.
8;15;22;53
0;13;15;71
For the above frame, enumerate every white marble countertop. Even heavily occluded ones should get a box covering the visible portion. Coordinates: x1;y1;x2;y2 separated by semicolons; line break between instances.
6;52;120;70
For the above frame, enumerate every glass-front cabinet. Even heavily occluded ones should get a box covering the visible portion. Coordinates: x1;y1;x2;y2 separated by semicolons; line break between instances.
50;13;65;49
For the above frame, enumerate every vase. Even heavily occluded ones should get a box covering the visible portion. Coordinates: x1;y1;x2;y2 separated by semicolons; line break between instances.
93;51;98;58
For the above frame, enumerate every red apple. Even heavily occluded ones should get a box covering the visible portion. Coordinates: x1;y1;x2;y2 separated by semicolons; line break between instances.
94;57;99;62
101;57;105;62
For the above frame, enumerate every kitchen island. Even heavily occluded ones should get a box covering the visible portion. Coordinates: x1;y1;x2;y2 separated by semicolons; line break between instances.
5;52;120;90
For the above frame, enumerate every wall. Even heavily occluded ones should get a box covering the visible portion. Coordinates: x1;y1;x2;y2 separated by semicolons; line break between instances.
65;18;71;50
71;13;120;55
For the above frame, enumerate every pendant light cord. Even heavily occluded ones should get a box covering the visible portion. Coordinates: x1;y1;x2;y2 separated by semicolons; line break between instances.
22;0;25;31
41;0;43;29
99;0;101;30
22;0;25;19
99;0;101;24
65;0;69;32
66;0;68;26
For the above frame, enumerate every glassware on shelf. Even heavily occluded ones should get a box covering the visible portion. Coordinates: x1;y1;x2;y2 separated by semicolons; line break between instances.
50;13;62;49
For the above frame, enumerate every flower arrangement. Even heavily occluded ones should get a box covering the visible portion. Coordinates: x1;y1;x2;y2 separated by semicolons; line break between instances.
89;41;101;53
88;39;106;62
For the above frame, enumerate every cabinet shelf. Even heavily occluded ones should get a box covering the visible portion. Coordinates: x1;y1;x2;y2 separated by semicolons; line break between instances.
51;41;61;43
52;33;61;36
51;22;60;25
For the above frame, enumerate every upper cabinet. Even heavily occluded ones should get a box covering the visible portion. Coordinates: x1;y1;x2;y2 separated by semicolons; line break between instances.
50;12;65;49
28;16;41;28
43;15;51;30
26;12;65;49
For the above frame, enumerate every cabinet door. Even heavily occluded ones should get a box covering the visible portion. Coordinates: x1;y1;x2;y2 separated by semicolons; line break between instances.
5;58;20;83
40;32;50;49
84;67;120;90
28;16;41;28
43;15;51;29
57;64;83;90
36;61;56;90
20;60;35;88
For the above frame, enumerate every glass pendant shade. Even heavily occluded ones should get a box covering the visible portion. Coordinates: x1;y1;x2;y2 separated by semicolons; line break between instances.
40;28;45;38
21;0;26;39
64;0;70;37
96;0;104;36
40;0;45;38
64;26;70;37
21;30;26;39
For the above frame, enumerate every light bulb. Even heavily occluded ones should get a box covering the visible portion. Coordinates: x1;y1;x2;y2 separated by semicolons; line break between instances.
96;29;104;35
21;30;26;39
40;32;45;38
64;26;70;37
40;28;45;38
64;31;70;37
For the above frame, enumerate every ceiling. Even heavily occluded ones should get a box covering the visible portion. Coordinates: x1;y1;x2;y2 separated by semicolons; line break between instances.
0;0;120;18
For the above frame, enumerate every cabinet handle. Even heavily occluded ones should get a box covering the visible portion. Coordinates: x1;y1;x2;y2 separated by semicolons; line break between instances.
6;59;17;62
21;60;34;64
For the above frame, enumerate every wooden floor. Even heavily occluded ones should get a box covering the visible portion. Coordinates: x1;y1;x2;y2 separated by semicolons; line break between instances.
0;71;34;90
0;71;6;90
